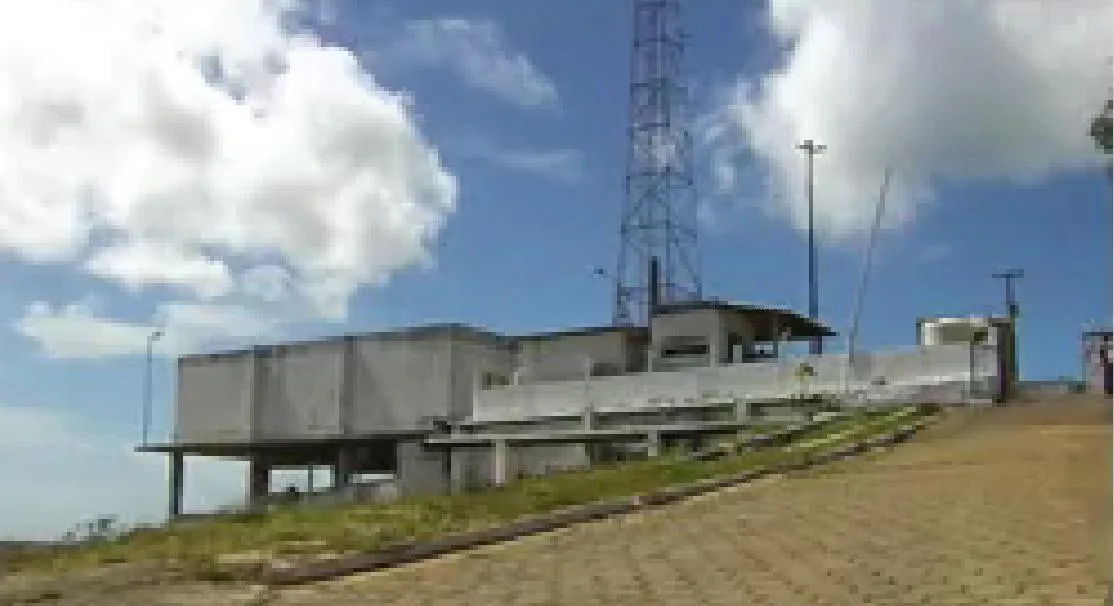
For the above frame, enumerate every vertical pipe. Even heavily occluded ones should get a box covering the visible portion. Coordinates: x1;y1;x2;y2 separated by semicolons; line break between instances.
648;255;661;318
168;452;184;519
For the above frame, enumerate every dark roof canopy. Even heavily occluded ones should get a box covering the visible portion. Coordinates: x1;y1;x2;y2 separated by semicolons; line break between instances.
653;299;837;339
511;325;648;342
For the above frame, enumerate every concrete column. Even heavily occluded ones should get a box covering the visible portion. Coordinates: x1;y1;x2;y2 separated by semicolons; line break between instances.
734;398;750;422
710;330;724;366
493;439;509;487
396;440;449;497
249;456;269;507
168;452;184;519
333;447;353;492
449;448;467;494
646;430;662;458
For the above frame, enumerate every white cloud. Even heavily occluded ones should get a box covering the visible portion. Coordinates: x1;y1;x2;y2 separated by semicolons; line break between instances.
14;300;281;359
14;301;157;359
0;403;246;540
85;242;233;299
377;18;558;109
0;0;458;346
704;0;1113;241
454;138;583;182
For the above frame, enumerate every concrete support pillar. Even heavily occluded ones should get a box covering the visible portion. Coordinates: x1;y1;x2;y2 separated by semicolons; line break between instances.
449;448;467;494
646;430;662;458
168;452;184;519
734;398;750;422
249;456;269;507
493;439;509;487
333;447;353;493
710;330;724;366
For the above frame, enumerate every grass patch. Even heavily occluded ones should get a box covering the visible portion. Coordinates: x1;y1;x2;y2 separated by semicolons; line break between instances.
4;406;935;581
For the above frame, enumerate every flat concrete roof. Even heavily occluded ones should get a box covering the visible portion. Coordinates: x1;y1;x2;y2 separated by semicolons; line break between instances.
179;324;509;362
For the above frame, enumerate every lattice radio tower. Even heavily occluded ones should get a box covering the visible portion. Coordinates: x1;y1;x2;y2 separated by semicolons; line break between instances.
613;0;702;327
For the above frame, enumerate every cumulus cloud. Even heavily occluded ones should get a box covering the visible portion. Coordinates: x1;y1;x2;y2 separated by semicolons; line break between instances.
375;18;558;108
14;300;281;359
705;0;1113;240
84;242;234;300
0;403;246;540
0;0;458;356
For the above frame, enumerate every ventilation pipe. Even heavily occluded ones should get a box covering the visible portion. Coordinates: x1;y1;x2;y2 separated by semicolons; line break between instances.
648;255;661;319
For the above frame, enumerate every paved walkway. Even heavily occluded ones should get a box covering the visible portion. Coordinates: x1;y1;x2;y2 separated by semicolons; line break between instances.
7;398;1110;605
265;398;1111;606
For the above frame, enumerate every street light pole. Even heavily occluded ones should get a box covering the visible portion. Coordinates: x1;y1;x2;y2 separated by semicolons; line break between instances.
798;139;826;356
992;269;1023;401
142;330;164;447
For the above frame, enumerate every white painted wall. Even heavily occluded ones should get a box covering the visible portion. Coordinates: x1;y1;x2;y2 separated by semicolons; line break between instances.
472;343;996;423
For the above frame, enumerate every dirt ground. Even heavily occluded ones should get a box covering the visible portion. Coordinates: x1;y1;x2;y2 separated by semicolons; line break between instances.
5;397;1111;606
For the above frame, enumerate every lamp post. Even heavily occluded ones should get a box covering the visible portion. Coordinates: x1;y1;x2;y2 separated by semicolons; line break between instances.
142;330;164;447
797;139;826;355
992;269;1023;401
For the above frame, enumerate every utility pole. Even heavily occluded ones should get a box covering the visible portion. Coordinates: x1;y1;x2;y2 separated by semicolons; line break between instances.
797;139;826;355
992;269;1023;400
142;329;164;447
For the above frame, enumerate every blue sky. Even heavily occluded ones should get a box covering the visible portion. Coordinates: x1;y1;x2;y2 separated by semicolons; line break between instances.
0;0;1110;539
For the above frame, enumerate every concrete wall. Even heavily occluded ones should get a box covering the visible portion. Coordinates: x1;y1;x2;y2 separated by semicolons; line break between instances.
255;342;344;439
349;335;455;432
1083;332;1112;394
515;331;631;382
451;338;515;422
472;343;999;423
176;353;254;443
395;440;448;496
650;308;759;367
175;329;486;442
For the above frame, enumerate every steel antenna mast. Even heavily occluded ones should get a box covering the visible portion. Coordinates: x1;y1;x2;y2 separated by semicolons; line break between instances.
613;0;702;327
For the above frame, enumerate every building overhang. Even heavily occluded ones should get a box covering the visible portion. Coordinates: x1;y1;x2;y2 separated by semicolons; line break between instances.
135;430;434;456
652;300;836;340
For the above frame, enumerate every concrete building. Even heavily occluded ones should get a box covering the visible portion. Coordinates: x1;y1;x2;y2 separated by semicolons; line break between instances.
916;315;1016;401
1082;329;1113;395
141;301;1001;517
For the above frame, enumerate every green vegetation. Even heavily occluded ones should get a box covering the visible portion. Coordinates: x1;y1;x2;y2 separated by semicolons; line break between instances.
3;405;935;581
1091;99;1112;155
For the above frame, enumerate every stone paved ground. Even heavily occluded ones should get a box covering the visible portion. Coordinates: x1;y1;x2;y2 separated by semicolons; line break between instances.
269;398;1111;606
5;397;1110;605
